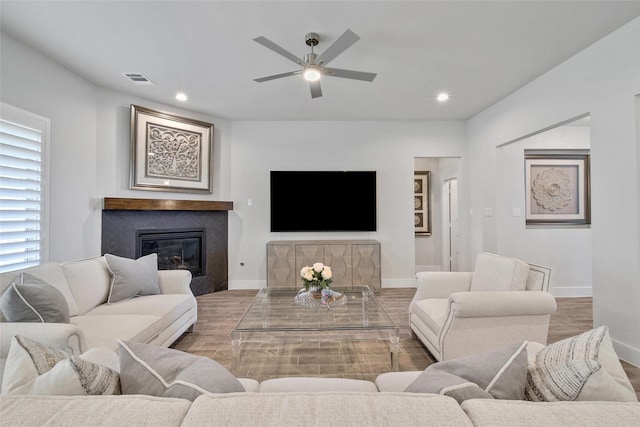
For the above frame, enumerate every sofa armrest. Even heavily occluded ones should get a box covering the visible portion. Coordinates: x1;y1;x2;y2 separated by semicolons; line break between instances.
157;270;193;295
0;322;86;358
413;272;473;301
449;291;557;318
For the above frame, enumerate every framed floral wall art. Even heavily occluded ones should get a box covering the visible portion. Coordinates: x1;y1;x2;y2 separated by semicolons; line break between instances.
525;151;590;225
414;171;432;235
130;105;214;193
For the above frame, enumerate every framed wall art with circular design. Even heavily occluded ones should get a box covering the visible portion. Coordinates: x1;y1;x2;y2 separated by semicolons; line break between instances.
525;151;590;226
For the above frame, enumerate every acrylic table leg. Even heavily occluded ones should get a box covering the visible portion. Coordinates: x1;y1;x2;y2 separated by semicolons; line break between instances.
389;335;400;372
231;333;242;376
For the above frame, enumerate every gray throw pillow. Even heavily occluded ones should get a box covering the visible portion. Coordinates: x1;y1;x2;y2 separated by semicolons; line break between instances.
405;341;529;403
117;340;245;401
0;273;70;323
105;253;160;303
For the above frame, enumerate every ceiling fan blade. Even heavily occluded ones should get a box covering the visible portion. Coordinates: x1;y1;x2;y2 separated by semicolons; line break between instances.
253;36;304;66
315;29;360;66
323;67;377;82
254;70;301;83
309;80;322;98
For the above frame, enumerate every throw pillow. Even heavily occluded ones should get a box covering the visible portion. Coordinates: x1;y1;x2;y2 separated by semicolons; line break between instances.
470;252;529;292
0;273;70;323
117;340;245;401
105;253;160;303
1;335;120;395
405;341;529;403
525;326;637;402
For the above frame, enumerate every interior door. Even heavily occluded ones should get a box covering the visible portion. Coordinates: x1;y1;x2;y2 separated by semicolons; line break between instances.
446;179;460;272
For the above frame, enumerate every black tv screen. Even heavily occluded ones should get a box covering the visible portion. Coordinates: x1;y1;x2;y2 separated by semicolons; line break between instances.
270;171;376;232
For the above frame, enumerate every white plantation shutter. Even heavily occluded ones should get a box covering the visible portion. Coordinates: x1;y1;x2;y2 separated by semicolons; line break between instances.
0;104;50;273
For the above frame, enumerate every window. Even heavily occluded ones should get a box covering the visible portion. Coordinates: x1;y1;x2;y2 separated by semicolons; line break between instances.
0;103;50;273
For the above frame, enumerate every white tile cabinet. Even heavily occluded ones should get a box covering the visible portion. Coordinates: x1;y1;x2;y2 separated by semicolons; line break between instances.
266;240;381;292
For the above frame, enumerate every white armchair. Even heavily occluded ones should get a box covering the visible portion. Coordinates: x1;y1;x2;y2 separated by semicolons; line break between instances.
409;252;557;361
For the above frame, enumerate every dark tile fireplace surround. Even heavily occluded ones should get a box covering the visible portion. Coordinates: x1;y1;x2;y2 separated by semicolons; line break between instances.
101;198;233;296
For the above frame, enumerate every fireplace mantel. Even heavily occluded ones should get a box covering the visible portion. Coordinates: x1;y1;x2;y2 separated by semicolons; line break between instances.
103;197;233;211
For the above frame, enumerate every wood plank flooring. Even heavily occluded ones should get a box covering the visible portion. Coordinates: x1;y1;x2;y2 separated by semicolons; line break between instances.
171;289;639;399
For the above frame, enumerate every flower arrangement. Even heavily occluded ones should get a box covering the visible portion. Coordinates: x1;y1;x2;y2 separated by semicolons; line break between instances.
300;262;333;292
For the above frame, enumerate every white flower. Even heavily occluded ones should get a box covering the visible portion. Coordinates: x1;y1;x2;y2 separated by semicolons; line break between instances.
303;270;314;281
312;262;324;273
300;266;311;277
321;266;332;280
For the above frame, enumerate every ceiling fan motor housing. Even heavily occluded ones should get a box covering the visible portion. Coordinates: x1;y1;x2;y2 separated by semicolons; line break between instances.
305;32;319;46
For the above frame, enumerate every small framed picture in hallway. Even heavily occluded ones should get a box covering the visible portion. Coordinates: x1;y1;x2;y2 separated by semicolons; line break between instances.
414;171;432;236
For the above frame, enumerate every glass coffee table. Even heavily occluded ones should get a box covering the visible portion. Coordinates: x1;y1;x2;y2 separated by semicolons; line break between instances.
231;286;400;375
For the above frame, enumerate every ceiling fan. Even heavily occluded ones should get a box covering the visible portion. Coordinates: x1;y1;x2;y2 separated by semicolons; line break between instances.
253;29;377;98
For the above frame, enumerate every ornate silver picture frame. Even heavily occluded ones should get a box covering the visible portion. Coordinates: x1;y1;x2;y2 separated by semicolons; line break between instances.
130;105;213;193
414;171;432;236
525;151;590;225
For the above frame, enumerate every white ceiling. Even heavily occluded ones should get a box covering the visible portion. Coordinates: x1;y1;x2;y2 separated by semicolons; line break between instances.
2;1;639;121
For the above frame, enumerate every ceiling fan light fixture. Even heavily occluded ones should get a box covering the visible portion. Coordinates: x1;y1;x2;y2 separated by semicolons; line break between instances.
303;67;321;82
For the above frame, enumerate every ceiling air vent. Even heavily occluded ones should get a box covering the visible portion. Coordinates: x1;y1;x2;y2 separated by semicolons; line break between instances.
122;72;154;85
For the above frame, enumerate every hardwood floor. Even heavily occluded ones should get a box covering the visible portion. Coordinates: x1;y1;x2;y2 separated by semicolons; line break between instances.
172;288;640;399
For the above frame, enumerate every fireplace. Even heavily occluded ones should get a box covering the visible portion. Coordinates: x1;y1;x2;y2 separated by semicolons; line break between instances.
136;228;206;277
101;198;233;296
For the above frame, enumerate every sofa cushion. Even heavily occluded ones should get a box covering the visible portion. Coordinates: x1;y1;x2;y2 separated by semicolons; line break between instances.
470;252;529;292
117;341;244;401
461;399;640;427
104;253;160;303
183;392;474;427
1;335;120;395
405;341;529;402
0;395;192;426
258;377;378;393
0;273;70;323
411;298;448;334
525;326;637;402
71;314;163;350
84;294;193;319
0;262;79;317
61;257;111;315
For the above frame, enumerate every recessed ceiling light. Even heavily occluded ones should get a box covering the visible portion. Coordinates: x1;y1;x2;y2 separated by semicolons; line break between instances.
175;93;188;101
436;92;449;102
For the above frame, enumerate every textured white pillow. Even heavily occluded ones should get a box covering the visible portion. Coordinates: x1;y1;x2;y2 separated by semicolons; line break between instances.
105;253;160;303
525;326;637;402
1;335;120;395
470;253;529;292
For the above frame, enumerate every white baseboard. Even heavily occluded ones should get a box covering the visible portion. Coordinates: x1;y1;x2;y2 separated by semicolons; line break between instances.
415;265;441;272
612;338;640;368
552;286;593;298
382;279;416;288
228;280;265;290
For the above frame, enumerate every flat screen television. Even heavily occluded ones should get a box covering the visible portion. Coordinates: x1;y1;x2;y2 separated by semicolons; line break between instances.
270;171;376;232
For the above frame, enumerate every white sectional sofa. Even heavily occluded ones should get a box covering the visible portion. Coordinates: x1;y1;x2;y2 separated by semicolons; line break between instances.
0;256;197;379
1;257;638;426
1;324;639;426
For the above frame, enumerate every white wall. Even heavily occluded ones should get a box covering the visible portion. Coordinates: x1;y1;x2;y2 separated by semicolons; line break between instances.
1;32;468;289
228;121;467;289
497;125;592;297
467;18;640;365
0;33;231;263
1;35;99;261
